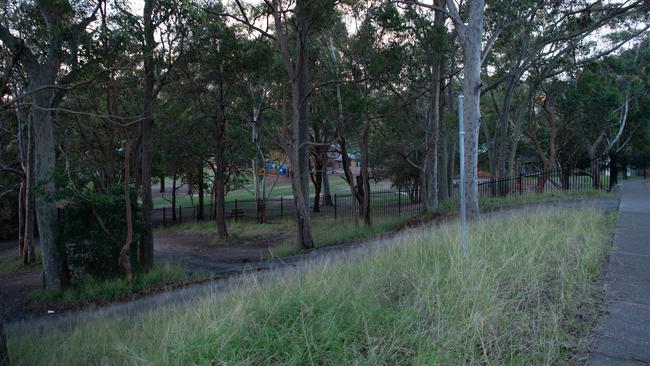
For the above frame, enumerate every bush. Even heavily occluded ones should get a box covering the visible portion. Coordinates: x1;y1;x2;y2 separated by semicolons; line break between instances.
0;189;18;240
59;187;143;280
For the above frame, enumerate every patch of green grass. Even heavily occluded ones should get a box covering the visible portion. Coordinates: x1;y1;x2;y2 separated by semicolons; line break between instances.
312;215;411;247
0;254;42;274
479;188;612;209
153;179;392;207
270;215;413;257
422;188;613;220
28;265;197;308
8;208;613;365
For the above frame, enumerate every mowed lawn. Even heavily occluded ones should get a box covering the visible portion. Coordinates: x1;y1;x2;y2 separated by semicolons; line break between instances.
7;208;614;365
153;178;392;207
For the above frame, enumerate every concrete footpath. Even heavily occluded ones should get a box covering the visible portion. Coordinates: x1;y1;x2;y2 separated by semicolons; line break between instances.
591;181;650;365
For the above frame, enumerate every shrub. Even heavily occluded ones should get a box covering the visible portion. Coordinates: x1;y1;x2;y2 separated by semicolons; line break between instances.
59;187;143;280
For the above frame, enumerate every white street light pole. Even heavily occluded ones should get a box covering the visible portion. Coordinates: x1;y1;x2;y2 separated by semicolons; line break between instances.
458;95;468;258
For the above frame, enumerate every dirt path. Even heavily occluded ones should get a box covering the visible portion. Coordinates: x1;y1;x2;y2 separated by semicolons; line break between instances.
154;230;291;274
3;196;619;330
0;240;42;322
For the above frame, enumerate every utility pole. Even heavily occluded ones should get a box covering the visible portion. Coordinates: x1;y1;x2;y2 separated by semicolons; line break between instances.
459;95;468;258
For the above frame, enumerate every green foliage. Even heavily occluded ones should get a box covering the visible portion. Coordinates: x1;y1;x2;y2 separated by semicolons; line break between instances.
28;264;192;308
0;190;18;240
59;187;143;280
0;254;42;274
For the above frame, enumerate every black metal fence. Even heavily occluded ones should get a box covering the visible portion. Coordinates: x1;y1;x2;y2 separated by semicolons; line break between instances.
474;157;613;198
151;157;647;227
152;189;424;227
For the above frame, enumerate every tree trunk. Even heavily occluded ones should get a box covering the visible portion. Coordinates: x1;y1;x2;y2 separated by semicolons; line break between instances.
118;140;133;282
197;167;204;220
18;179;26;259
537;161;551;193
171;172;177;221
269;0;314;249
312;167;322;213
609;153;618;190
459;0;485;220
215;144;228;238
31;80;68;289
561;167;570;190
360;117;371;225
139;0;156;269
22;117;35;264
215;93;228;238
496;78;517;197
591;159;601;190
340;137;360;226
322;163;333;206
290;72;314;247
291;1;314;249
159;175;165;192
496;115;511;179
438;130;449;201
423;59;442;211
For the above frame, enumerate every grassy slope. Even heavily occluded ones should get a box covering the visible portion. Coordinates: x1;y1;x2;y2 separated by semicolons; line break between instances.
8;208;614;365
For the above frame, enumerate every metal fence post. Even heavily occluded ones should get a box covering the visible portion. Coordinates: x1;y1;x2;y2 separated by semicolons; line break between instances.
398;189;401;216
280;197;284;219
179;205;182;223
334;194;337;219
163;207;166;227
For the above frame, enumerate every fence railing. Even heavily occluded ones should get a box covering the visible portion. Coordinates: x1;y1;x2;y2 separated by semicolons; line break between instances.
472;157;612;198
152;188;424;227
148;157;643;227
